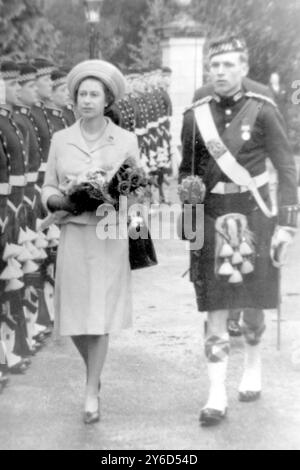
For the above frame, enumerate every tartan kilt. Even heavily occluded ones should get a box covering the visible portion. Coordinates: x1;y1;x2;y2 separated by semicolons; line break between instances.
191;190;279;312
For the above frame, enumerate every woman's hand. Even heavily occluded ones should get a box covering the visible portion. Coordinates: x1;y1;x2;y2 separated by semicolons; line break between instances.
47;195;81;215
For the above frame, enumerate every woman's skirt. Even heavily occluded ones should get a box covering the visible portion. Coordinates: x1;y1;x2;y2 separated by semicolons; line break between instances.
55;223;132;336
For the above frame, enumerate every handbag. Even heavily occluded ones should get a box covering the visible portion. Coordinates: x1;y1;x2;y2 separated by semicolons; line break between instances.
128;218;158;270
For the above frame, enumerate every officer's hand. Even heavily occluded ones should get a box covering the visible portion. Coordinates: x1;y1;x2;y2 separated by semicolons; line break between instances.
270;226;296;267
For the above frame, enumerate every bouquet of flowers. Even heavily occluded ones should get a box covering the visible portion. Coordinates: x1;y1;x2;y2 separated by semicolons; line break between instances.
66;158;148;214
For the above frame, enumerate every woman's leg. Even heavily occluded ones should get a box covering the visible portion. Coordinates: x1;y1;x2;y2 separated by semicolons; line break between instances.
85;334;109;412
71;336;88;368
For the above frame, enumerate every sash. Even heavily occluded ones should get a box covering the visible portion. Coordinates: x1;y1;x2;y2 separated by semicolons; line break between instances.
194;102;273;218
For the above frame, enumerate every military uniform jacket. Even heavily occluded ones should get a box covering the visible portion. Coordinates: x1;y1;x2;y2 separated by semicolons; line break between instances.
46;106;68;134
179;90;298;312
62;105;76;127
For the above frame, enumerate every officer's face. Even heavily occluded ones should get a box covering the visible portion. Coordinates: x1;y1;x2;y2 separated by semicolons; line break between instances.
36;74;53;100
52;83;69;108
18;80;38;107
5;79;21;106
209;52;248;96
77;78;107;119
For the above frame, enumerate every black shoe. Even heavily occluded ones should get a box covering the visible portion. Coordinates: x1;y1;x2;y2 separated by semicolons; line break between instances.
199;407;227;427
239;391;261;402
9;360;28;375
228;320;242;337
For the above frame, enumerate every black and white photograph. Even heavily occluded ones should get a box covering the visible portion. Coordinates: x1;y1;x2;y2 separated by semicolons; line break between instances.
0;0;299;451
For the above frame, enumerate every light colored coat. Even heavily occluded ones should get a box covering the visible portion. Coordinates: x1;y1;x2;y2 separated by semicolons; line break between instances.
42;117;140;226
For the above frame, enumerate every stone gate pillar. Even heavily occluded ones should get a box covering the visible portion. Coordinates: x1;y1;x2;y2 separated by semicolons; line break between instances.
161;14;205;167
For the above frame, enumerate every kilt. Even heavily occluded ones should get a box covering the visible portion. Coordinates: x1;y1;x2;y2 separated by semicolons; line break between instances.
54;223;132;336
191;190;279;312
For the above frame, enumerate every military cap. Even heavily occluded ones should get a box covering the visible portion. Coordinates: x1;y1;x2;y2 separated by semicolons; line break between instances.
208;35;248;59
67;59;126;103
0;62;20;80
51;69;67;89
32;58;55;77
18;63;37;84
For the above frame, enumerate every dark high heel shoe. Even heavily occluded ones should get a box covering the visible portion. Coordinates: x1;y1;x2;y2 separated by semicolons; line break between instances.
83;398;100;425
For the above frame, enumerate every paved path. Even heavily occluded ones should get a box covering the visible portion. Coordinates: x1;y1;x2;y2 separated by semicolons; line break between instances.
1;207;300;450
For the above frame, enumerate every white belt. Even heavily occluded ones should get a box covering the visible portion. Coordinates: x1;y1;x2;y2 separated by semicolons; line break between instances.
35;184;42;194
39;162;47;172
9;175;27;187
135;128;147;136
147;122;159;129
27;172;39;183
0;183;11;195
211;172;269;195
158;117;168;124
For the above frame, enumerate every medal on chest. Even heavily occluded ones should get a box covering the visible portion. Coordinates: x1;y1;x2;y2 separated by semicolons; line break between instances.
241;120;251;141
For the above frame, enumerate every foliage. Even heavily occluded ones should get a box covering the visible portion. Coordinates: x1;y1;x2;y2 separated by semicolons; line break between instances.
0;0;60;60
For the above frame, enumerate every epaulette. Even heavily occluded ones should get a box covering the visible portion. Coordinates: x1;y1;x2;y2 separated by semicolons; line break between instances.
184;95;213;113
245;91;277;108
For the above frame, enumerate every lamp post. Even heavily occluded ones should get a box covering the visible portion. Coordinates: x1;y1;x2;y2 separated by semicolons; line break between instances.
83;0;104;59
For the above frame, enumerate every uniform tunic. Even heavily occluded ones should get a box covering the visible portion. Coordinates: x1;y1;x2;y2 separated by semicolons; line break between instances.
179;90;298;312
42;118;140;336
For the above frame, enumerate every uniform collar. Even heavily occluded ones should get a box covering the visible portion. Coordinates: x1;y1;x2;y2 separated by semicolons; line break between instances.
35;101;45;108
46;106;63;117
14;105;30;115
214;89;244;107
0;105;11;117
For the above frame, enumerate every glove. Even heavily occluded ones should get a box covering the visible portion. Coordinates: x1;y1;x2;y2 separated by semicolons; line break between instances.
270;226;296;267
47;195;80;215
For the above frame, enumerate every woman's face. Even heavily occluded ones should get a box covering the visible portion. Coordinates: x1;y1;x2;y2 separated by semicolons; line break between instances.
77;78;107;119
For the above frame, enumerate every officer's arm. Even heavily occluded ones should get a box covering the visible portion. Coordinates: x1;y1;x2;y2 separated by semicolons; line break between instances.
262;103;298;227
179;109;206;183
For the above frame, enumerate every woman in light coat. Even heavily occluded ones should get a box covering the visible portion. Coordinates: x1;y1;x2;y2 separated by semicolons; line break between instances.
42;60;140;424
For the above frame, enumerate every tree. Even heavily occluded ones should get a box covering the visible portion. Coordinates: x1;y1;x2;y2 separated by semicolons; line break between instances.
44;0;150;69
129;0;169;69
0;0;60;60
190;0;300;85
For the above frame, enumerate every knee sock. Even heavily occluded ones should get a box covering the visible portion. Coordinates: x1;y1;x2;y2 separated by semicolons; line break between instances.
239;343;262;393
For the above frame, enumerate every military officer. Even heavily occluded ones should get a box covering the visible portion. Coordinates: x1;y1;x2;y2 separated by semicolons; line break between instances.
179;36;298;426
0;62;32;373
194;77;274;337
30;59;56;332
0;129;11;390
14;63;51;350
31;58;55;211
47;69;69;132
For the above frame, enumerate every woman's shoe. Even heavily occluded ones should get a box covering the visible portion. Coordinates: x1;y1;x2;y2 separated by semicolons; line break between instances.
199;407;228;427
83;398;100;425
